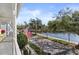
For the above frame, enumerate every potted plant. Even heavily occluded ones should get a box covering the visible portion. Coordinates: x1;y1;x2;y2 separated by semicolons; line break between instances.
1;29;5;34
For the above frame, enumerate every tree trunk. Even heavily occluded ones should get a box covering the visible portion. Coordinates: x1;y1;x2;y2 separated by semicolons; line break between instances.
35;23;37;34
68;33;70;42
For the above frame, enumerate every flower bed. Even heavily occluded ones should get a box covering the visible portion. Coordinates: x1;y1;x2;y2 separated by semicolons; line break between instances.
29;42;49;55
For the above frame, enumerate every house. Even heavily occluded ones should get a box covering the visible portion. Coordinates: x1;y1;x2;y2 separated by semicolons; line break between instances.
0;3;21;55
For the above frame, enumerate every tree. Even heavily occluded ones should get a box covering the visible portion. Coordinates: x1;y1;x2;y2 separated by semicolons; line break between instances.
71;11;79;34
36;18;42;30
24;21;28;28
29;18;36;29
72;11;79;21
17;24;25;30
48;20;60;32
56;8;73;42
41;24;48;32
29;18;37;34
48;8;73;42
29;18;42;34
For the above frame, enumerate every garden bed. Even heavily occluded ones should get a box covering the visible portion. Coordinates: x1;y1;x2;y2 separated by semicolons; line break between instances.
29;42;50;55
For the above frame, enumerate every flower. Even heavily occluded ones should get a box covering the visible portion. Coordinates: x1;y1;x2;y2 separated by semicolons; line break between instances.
1;29;5;34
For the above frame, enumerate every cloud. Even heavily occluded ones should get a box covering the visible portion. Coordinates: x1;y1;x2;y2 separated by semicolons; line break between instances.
19;7;41;17
17;7;54;25
39;12;55;25
27;10;41;17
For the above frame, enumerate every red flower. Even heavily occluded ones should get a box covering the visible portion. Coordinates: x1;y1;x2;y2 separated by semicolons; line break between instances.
1;29;5;34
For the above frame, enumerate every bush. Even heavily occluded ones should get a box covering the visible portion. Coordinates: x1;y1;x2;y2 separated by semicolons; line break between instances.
17;32;28;49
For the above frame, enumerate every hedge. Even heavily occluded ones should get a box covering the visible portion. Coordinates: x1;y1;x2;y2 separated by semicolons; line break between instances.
17;32;28;49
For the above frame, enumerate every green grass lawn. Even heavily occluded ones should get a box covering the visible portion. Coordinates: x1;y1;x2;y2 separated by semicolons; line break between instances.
48;37;71;45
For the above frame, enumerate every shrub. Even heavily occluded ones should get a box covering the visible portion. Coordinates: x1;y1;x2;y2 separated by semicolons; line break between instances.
17;32;28;49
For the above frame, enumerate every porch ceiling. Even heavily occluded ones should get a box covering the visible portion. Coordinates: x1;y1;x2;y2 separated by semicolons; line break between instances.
0;3;21;23
0;3;15;18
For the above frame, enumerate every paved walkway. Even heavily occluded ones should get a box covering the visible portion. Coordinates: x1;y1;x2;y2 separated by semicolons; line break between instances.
0;36;13;55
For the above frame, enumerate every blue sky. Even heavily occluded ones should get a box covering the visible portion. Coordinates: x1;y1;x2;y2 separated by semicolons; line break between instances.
16;3;79;25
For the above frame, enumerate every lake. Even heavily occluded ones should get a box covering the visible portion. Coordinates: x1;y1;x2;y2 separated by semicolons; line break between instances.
42;33;79;43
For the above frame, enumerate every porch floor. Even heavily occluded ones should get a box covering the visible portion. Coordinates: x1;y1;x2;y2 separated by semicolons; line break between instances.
0;36;13;55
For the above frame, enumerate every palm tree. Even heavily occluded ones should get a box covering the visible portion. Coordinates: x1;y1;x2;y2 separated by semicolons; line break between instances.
36;18;42;32
29;18;42;34
29;18;36;29
24;21;28;28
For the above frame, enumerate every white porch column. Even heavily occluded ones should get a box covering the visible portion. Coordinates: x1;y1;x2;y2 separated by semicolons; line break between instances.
13;3;21;55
